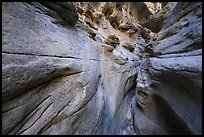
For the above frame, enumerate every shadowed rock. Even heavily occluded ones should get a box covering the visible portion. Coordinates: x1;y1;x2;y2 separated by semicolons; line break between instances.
104;35;120;47
40;2;78;25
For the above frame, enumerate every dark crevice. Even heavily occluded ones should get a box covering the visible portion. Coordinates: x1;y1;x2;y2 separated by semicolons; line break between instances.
183;40;202;51
2;83;51;114
179;3;201;20
90;101;105;135
38;91;96;135
114;88;135;118
6;95;51;135
17;102;54;135
114;69;138;117
37;96;75;135
7;107;41;135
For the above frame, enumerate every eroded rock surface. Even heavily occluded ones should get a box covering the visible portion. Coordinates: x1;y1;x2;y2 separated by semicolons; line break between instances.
134;2;202;135
2;2;202;135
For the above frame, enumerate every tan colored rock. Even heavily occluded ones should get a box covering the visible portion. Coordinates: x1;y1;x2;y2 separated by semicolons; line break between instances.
104;35;120;47
122;42;135;52
92;12;103;24
101;44;114;52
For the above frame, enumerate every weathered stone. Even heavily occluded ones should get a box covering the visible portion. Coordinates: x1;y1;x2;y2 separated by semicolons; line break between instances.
101;44;114;52
104;35;120;47
2;2;202;135
143;15;165;33
40;2;79;25
118;23;132;31
84;10;93;20
102;2;114;18
134;2;202;135
2;2;101;135
92;12;103;24
122;42;135;52
77;6;84;15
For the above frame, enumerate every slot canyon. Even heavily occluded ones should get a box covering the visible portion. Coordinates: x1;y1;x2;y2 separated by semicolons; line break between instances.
2;2;202;135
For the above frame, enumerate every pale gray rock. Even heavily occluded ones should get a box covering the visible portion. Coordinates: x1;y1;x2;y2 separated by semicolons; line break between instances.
2;2;202;135
2;2;141;135
134;2;202;135
2;2;101;135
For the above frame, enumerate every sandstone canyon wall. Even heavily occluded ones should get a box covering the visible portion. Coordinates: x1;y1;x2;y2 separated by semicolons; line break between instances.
2;2;202;135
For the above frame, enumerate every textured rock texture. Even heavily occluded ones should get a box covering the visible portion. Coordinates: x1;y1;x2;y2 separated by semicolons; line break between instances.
135;2;202;135
2;2;202;135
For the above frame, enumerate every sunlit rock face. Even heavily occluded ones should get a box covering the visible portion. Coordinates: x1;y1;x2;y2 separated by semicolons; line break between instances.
2;2;202;135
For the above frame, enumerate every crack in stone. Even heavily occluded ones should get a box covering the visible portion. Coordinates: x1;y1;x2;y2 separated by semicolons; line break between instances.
157;54;201;58
149;64;201;74
2;67;83;104
7;95;51;135
17;102;54;135
2;85;49;114
114;88;135;118
37;96;75;135
37;92;96;134
2;51;100;61
90;111;103;135
90;77;105;135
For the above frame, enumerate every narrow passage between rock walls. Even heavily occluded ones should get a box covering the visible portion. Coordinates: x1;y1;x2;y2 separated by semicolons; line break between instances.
2;2;202;135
